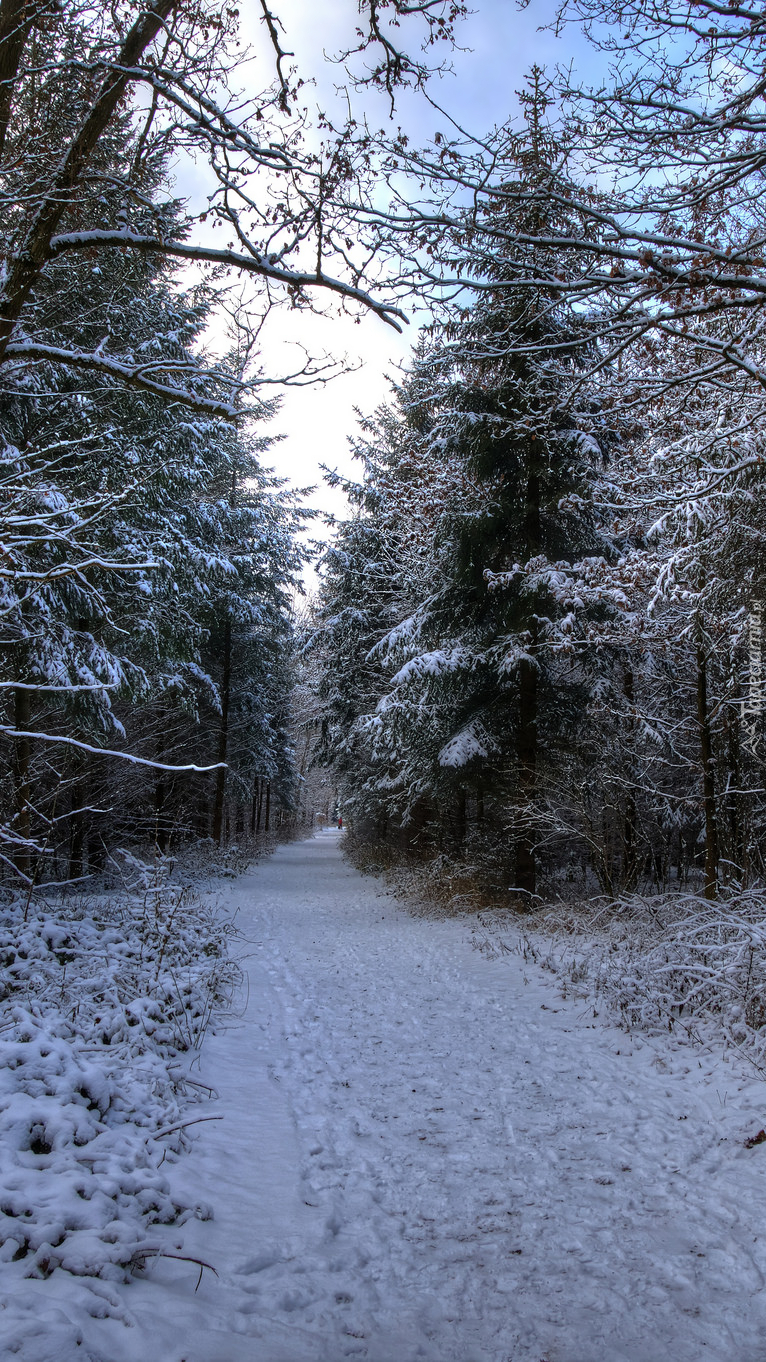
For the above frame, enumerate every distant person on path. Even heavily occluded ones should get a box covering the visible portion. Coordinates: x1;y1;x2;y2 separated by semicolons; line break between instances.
337;816;343;829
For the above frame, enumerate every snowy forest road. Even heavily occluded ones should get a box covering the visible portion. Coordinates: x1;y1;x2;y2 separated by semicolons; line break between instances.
93;833;766;1362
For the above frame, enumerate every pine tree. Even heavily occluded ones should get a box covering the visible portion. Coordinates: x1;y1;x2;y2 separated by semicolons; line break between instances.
0;122;306;877
339;80;615;892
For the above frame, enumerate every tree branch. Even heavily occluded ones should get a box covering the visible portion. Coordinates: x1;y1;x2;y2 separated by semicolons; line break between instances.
3;341;240;417
0;727;226;773
45;230;408;331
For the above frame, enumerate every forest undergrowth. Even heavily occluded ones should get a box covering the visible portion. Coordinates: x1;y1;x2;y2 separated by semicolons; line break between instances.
473;890;766;1081
343;830;519;917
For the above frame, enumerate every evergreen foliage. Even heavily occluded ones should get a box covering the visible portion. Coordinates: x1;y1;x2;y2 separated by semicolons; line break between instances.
314;96;620;894
0;106;306;881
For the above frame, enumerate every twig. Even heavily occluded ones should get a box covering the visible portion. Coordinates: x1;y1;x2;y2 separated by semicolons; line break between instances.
133;1247;219;1291
151;1114;223;1141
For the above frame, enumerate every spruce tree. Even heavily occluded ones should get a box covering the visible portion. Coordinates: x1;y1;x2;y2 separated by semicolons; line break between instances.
337;80;615;893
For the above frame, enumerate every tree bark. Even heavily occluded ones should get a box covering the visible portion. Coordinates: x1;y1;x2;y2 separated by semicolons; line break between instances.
622;666;639;890
68;762;86;881
696;634;719;899
723;690;742;881
515;466;540;897
454;784;467;853
12;685;31;878
516;655;537;895
0;0;43;161
212;613;232;845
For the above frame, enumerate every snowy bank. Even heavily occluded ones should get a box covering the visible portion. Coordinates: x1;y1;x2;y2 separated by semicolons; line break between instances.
473;886;766;1078
0;852;239;1357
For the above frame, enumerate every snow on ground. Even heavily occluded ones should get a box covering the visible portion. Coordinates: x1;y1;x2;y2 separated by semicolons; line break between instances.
0;857;238;1362
10;831;766;1361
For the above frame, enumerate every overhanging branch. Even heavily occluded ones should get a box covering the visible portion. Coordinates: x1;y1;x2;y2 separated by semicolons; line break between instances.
46;230;408;332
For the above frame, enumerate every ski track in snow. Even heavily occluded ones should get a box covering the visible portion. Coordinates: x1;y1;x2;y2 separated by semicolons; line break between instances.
34;833;766;1361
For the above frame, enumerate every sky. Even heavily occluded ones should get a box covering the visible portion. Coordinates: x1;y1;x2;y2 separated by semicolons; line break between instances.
182;1;598;587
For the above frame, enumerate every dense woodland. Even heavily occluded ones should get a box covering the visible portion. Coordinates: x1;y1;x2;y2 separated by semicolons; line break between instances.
310;57;766;906
7;3;766;1342
0;0;427;885
4;0;766;906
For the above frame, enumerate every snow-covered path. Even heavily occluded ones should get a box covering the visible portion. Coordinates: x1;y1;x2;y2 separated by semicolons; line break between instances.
90;832;766;1362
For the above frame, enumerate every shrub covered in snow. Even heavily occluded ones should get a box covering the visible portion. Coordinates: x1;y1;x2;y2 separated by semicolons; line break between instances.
0;853;237;1291
492;890;766;1072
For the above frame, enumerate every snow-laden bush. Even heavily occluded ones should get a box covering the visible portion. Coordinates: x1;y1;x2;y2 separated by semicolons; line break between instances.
581;891;766;1063
0;853;238;1286
475;889;766;1071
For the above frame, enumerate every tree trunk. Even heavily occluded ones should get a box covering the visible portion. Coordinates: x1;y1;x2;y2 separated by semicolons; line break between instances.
264;781;271;834
296;729;311;825
12;686;31;878
515;466;540;897
723;692;742;881
0;0;41;162
154;716;170;852
196;791;209;839
212;613;232;845
454;785;467;853
622;667;638;890
68;764;86;882
0;1;176;357
516;656;538;895
696;634;719;899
